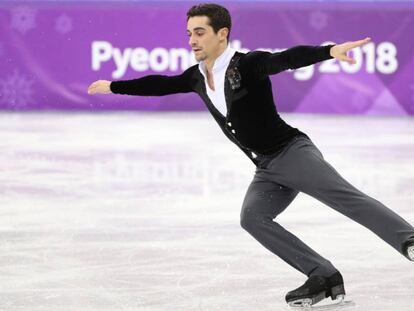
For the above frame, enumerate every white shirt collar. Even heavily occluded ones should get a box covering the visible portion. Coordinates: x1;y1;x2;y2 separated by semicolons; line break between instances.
198;45;237;76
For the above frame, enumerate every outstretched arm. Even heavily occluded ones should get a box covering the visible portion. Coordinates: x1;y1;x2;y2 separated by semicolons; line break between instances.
248;37;371;78
87;67;194;96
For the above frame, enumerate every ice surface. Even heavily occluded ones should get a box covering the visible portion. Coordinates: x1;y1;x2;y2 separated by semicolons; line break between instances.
0;112;413;310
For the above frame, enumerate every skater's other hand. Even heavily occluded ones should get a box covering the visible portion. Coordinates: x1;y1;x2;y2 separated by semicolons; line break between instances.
87;80;112;95
329;37;371;65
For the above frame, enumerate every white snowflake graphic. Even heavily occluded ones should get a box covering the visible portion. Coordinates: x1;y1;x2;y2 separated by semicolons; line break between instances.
309;11;328;31
10;6;37;35
55;14;73;34
0;69;35;109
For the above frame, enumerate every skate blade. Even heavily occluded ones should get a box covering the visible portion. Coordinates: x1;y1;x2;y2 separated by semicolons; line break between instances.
288;295;355;310
287;291;326;308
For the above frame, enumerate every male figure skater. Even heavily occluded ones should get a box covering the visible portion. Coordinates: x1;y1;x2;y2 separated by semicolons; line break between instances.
87;3;414;308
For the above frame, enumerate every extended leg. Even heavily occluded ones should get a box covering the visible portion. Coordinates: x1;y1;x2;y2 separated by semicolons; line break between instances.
257;136;414;259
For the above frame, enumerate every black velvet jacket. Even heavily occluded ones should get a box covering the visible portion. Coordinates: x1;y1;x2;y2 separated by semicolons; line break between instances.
110;44;335;166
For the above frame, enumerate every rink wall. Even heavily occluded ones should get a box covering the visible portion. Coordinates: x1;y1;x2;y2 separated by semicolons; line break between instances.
1;1;414;115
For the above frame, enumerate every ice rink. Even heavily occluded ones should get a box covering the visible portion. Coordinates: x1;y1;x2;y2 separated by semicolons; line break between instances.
1;112;413;311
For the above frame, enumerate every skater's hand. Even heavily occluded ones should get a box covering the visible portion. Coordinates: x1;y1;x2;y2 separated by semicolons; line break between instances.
87;80;112;95
329;37;371;64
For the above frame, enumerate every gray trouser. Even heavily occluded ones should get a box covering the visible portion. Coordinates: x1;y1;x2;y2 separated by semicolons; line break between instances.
240;135;414;277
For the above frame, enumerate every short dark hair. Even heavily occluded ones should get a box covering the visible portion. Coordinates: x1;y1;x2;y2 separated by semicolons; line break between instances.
187;3;232;42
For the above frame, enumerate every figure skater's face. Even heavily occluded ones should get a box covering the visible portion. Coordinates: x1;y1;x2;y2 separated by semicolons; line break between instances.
187;15;228;62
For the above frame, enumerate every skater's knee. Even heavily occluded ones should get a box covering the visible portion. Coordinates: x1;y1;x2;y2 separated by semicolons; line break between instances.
240;214;253;231
240;208;270;231
240;206;255;230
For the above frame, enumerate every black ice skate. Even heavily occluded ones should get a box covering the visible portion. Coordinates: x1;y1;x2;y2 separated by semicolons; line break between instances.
286;272;353;309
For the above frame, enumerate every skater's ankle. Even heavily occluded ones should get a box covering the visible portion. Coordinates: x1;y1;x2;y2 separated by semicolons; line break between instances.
308;268;339;279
